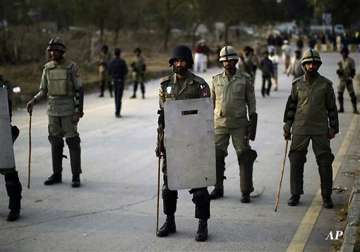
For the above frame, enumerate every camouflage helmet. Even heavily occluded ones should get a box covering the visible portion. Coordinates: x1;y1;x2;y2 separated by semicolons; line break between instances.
300;49;322;65
219;46;239;62
169;45;193;68
47;37;66;52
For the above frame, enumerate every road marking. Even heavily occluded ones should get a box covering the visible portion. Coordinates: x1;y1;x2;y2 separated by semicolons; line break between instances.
286;115;359;252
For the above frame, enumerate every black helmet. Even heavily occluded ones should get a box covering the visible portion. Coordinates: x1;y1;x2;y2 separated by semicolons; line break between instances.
47;37;66;52
169;45;193;68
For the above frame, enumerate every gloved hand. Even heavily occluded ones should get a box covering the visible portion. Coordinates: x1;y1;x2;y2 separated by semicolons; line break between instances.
283;123;291;140
328;127;337;139
26;98;35;114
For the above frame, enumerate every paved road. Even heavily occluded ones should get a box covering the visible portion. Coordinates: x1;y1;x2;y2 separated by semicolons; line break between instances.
0;52;359;252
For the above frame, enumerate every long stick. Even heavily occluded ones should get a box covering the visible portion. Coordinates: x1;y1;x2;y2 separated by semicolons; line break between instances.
274;139;289;212
27;112;32;189
156;155;161;233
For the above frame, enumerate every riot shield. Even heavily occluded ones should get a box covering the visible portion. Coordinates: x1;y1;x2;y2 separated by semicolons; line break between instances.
0;86;15;172
164;98;216;190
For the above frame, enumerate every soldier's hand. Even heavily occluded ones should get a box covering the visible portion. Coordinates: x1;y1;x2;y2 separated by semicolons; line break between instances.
26;98;35;114
155;146;161;157
72;113;82;123
328;128;337;139
283;124;291;140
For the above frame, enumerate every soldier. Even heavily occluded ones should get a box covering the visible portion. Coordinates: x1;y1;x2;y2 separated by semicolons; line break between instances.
26;38;84;188
336;47;358;114
239;46;257;85
286;49;304;79
210;46;258;203
130;48;146;99
97;45;113;98
156;45;211;241
260;51;274;97
108;48;128;117
283;49;338;209
0;78;22;221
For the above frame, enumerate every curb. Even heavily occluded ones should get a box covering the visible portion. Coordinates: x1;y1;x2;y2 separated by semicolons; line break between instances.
340;177;360;251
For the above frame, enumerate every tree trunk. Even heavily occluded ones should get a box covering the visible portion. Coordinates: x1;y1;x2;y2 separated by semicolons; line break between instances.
224;23;229;44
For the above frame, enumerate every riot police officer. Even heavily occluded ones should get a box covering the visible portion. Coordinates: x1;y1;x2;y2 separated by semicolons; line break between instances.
26;38;84;188
156;45;211;242
0;78;22;221
210;46;258;203
336;47;358;113
283;49;338;208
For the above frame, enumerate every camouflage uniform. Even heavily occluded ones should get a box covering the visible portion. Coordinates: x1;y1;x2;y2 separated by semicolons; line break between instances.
336;50;358;113
284;49;338;208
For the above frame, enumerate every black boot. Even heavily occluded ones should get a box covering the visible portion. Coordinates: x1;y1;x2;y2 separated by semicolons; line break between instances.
323;196;334;209
288;194;300;206
195;219;208;242
130;94;136;99
72;174;81;188
210;186;223;200
44;173;62;185
350;93;359;114
241;193;250;203
238;149;256;203
338;92;344;113
5;171;22;222
47;136;64;186
210;150;226;200
157;215;176;237
66;136;82;188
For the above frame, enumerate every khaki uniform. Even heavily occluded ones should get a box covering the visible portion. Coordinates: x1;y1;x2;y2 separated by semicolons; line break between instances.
211;69;257;195
98;52;111;82
36;59;82;137
159;71;211;220
132;56;146;83
285;73;338;198
337;57;356;93
34;58;83;176
131;55;146;97
240;55;257;85
97;52;112;97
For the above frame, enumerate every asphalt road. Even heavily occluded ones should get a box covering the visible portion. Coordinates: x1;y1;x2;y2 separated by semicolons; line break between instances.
0;52;359;252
